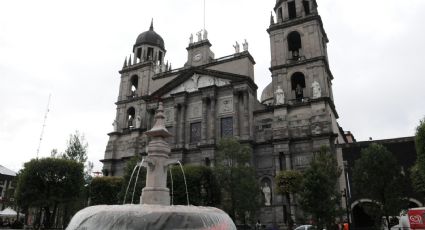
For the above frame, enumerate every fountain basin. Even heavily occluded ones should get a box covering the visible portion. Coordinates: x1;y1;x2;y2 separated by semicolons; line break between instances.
66;204;236;230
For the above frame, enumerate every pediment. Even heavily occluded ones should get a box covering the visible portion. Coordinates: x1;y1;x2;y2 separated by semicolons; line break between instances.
163;74;230;97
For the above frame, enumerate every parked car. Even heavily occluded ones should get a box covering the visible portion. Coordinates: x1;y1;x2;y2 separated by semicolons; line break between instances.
294;225;317;230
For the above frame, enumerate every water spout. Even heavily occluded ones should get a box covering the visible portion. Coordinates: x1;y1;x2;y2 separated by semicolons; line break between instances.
177;160;190;206
131;159;144;204
123;163;139;204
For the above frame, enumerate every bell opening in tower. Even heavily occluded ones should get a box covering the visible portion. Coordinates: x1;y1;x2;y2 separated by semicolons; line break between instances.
291;72;306;101
127;107;136;129
147;48;154;61
288;31;302;60
288;1;296;19
303;0;311;15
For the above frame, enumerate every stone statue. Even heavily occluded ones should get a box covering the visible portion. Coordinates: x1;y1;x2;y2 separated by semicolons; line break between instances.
128;116;134;128
189;33;193;44
112;120;118;132
295;84;303;99
312;81;321;99
154;65;160;74
136;115;142;128
261;182;271;206
242;39;249;52
196;31;202;42
275;85;285;105
233;41;240;53
203;29;208;40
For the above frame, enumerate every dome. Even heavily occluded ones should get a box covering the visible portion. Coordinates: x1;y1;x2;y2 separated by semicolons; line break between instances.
134;21;165;50
261;82;274;105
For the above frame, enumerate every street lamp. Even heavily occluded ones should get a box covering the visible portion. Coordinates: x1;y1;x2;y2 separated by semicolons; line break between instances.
342;161;351;229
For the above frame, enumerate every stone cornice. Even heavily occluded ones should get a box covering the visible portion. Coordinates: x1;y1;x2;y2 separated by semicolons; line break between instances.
253;97;339;119
186;40;212;50
269;56;334;80
268;15;329;43
152;51;256;81
119;62;153;74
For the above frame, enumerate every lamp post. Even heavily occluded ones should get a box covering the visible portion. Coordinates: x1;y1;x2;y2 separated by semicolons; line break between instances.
343;161;351;230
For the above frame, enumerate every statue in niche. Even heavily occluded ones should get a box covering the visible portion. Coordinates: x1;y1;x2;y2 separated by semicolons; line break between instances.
261;182;271;206
112;120;118;132
135;115;141;128
128;116;134;128
275;85;285;105
295;84;303;100
242;39;249;51
196;31;202;42
312;81;321;99
189;33;193;44
203;29;208;40
233;41;240;53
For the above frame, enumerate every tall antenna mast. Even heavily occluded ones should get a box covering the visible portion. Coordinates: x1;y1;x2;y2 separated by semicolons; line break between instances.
203;0;206;30
36;94;51;159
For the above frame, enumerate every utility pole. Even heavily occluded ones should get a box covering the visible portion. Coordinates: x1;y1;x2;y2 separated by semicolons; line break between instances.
36;94;51;159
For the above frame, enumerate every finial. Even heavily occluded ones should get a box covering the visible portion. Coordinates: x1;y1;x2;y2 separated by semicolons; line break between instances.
270;11;275;25
150;18;154;31
128;55;132;66
145;101;171;138
123;57;128;68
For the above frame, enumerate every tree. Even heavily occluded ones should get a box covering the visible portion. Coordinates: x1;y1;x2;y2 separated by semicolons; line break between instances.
15;158;84;229
63;131;88;164
275;170;302;227
89;177;123;205
298;146;342;230
353;143;407;230
411;117;425;195
214;138;261;224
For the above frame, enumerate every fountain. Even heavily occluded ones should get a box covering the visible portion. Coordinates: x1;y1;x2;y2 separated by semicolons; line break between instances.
66;102;236;230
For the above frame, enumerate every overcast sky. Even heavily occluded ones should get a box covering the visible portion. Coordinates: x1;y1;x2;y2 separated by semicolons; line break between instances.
1;0;425;173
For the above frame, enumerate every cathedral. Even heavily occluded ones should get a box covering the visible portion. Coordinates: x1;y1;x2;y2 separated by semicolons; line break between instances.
101;0;349;227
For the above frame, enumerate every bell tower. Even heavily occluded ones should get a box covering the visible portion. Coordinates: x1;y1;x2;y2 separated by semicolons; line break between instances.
269;0;334;102
259;1;344;225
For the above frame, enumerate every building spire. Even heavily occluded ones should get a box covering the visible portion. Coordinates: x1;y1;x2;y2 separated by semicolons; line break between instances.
150;18;154;31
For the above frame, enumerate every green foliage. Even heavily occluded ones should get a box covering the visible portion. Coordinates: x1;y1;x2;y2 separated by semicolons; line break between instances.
89;176;123;205
167;165;220;206
215;138;261;224
275;170;303;195
353;143;407;229
63;131;88;164
298;146;342;230
15;158;85;228
412;118;425;194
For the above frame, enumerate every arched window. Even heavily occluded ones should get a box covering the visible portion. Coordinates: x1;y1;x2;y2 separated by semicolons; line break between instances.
288;31;302;59
130;75;138;97
127;107;136;128
291;72;306;100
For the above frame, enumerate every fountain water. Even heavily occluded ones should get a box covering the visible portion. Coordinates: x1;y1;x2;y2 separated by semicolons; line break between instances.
66;102;236;230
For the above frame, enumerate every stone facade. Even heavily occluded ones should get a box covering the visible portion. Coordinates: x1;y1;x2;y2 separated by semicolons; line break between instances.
102;0;346;227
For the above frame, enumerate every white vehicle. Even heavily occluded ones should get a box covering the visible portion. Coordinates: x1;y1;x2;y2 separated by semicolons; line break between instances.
294;225;317;230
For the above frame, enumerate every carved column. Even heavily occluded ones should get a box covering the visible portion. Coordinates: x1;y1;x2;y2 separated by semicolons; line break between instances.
209;97;216;144
173;105;179;145
243;91;250;139
146;109;152;130
201;97;208;143
233;91;240;138
179;104;186;146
